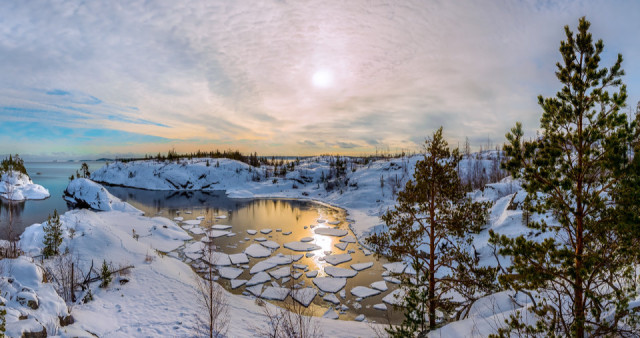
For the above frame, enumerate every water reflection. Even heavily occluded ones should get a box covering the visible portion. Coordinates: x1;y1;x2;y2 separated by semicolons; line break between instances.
106;185;402;324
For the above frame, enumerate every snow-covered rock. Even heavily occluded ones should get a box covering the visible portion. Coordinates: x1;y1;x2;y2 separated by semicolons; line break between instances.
63;178;142;213
244;243;272;258
261;287;290;301
314;227;348;237
313;277;347;293
284;241;322;252
291;287;317;307
350;286;381;298
324;254;352;266
351;262;374;271
324;266;358;278
0;171;50;201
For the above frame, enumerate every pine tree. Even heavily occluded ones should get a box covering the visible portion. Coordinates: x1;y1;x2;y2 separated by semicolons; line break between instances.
490;17;640;337
42;209;63;258
80;162;90;178
100;260;112;288
367;127;495;335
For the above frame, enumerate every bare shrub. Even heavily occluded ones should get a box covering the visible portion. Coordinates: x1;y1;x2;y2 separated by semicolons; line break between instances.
195;241;229;338
255;280;322;338
46;253;81;303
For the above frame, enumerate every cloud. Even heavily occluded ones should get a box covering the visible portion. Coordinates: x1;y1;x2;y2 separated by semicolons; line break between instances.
1;0;639;157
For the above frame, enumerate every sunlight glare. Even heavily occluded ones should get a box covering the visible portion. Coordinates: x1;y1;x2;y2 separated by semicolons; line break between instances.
312;69;333;88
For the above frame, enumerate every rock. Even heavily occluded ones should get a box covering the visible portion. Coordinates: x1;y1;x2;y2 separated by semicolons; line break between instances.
59;314;75;326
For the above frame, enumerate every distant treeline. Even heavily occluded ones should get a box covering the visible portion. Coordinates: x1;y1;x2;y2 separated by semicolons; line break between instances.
114;148;418;168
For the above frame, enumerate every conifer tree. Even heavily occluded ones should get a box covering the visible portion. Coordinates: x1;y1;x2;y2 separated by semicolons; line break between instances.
100;260;112;288
367;127;495;335
43;209;63;258
490;17;640;337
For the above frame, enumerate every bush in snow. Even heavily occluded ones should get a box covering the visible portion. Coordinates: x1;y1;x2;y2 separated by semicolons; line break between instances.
195;241;229;338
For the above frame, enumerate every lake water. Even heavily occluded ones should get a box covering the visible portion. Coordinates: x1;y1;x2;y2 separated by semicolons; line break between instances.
0;161;104;239
108;185;403;324
2;162;402;324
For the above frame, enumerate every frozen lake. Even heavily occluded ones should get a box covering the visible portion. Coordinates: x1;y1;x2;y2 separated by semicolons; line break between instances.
107;185;404;324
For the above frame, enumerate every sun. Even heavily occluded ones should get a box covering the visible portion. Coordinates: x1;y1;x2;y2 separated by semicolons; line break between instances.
311;69;333;88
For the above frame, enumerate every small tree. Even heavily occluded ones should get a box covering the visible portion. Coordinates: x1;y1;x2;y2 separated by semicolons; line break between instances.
43;209;63;258
79;162;90;178
100;260;112;288
490;18;640;337
367;127;495;335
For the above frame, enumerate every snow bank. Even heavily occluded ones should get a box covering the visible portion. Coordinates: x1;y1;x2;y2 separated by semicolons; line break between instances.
0;171;50;201
63;178;143;214
1;256;69;337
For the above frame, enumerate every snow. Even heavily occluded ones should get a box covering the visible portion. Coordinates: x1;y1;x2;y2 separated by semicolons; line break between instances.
283;241;321;251
313;277;347;293
340;235;357;243
211;224;233;230
291;287;317;307
246;272;271;287
355;314;365;322
189;227;206;235
246;284;263;296
229;253;250;265
0;171;50;201
306;270;319;278
323;308;339;320
218;267;244;280
203;252;232;266
63;178;142;213
323;293;340;305
261;287;290;301
382;288;407;306
350;262;374;271
260;229;272;234
269;266;290;279
373;303;387;311
300;237;314;242
244;243;273;258
183;219;202;225
173;216;184;221
324;254;352;266
230;279;247;289
383;262;407;274
259;240;281;249
314;227;348;237
370;281;388;292
335;242;348;250
324;266;358;278
350;286;381;298
207;229;232;238
247;229;257;235
0;257;68;337
250;254;302;274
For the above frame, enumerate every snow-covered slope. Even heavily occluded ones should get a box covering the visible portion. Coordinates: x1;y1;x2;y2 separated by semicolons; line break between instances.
63;178;143;214
1;256;70;337
0;171;50;201
91;158;257;191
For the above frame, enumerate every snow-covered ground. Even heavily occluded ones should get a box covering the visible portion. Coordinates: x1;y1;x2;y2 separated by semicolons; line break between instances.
0;171;50;201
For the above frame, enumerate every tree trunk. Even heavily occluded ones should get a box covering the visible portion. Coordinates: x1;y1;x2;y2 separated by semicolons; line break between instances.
429;193;436;330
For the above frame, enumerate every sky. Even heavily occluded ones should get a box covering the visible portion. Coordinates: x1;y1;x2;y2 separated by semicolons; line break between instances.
1;0;640;159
